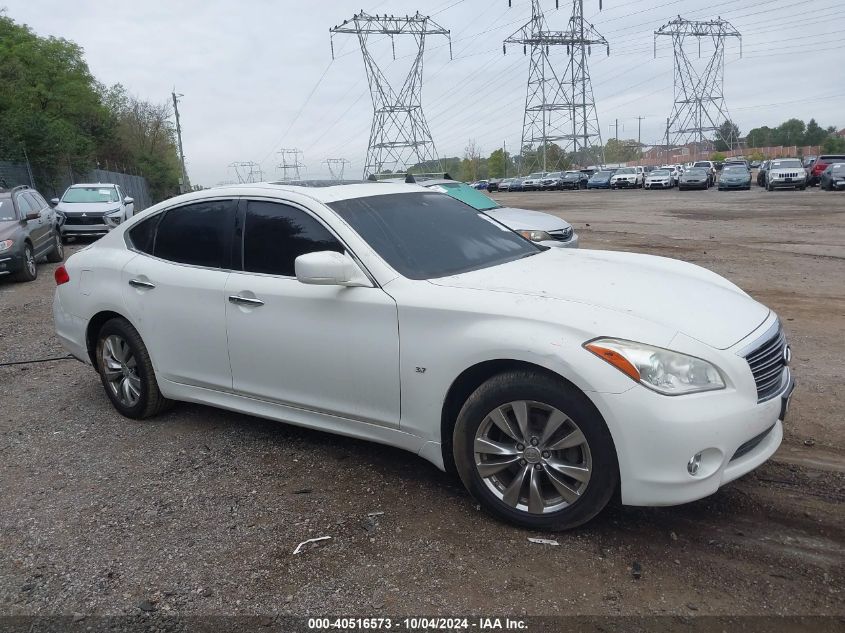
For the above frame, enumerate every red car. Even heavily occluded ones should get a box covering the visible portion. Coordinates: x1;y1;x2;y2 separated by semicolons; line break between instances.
808;154;845;186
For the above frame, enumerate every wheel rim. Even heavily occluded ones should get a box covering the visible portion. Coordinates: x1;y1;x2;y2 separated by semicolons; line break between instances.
25;247;35;276
101;335;142;407
55;233;63;258
474;401;592;515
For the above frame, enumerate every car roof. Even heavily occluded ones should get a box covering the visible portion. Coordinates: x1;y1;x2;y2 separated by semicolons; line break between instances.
202;182;425;204
69;182;117;188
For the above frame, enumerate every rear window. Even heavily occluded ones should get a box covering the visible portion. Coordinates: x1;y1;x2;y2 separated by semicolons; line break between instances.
153;200;233;268
0;198;15;221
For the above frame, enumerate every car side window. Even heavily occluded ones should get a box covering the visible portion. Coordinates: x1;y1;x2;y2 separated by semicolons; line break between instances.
126;214;162;255
154;200;233;268
243;200;343;277
24;192;43;211
16;194;34;217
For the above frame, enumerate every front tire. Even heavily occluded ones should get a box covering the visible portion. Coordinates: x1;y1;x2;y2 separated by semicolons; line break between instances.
46;231;64;263
453;371;618;530
95;318;173;419
13;243;37;282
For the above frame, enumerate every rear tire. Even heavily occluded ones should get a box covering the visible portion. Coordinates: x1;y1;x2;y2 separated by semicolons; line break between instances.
95;318;174;419
453;371;618;530
46;231;64;263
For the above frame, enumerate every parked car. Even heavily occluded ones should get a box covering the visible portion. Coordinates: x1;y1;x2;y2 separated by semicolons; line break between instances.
421;179;578;249
766;158;807;191
487;179;502;193
750;160;761;169
724;159;750;170
692;161;716;186
660;165;682;185
471;180;489;190
559;171;588;190
53;183;135;241
718;164;752;190
819;163;845;191
54;182;793;530
678;168;710;191
497;178;515;192
0;185;64;282
509;178;525;192
540;172;563;191
757;160;770;187
644;169;674;190
807;154;845;186
610;167;644;189
522;172;547;191
587;170;615;189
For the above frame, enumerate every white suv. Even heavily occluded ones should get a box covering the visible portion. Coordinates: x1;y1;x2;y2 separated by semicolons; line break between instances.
53;183;135;241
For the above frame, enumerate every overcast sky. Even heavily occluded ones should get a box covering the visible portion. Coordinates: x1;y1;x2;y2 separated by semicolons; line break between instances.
7;0;845;184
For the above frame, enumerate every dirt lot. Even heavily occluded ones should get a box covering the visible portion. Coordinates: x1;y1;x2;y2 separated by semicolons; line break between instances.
1;186;843;621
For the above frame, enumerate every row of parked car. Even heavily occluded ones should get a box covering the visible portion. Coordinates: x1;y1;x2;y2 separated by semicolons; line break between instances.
0;182;134;283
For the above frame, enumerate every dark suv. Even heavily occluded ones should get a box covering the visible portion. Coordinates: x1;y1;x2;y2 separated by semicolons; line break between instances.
0;185;64;282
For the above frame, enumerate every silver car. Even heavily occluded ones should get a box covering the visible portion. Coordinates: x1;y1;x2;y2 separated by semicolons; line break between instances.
53;183;135;240
422;180;578;248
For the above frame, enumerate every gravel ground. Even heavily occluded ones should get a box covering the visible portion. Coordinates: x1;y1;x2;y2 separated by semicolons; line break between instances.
0;185;843;621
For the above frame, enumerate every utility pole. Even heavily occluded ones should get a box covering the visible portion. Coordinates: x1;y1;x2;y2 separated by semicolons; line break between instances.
505;1;609;171
172;90;190;193
655;16;742;153
614;118;619;141
665;117;670;165
276;149;304;182
323;158;351;182
504;140;508;177
330;11;451;179
637;116;644;148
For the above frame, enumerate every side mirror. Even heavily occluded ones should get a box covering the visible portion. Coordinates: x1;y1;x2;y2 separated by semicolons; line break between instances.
25;212;40;221
51;198;60;206
124;196;134;205
295;251;368;287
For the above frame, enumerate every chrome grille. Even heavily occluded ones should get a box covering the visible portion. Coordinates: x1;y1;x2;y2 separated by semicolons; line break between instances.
548;227;573;242
745;327;787;402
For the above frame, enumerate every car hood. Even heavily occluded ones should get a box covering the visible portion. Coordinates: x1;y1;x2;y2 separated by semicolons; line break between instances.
55;201;120;214
486;207;572;232
428;248;769;350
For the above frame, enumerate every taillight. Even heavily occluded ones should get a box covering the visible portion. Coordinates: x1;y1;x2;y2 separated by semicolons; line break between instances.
54;265;70;285
814;162;829;175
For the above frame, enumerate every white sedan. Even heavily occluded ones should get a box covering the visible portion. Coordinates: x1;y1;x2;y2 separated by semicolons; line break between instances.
53;183;793;529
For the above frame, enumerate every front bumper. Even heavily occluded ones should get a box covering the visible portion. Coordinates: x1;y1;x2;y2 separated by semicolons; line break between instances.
679;180;707;189
718;180;750;189
769;177;806;189
0;249;26;276
645;181;671;189
587;182;610;189
610;179;638;188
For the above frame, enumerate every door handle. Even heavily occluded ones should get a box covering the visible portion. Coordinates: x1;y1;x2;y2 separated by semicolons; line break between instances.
128;279;156;290
228;295;264;307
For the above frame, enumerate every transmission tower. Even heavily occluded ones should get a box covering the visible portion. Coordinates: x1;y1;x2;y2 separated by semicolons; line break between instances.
276;148;304;182
229;161;264;183
655;16;742;155
505;0;609;171
324;158;351;182
330;11;451;178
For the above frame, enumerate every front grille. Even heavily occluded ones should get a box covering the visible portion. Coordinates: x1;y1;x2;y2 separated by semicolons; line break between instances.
774;172;800;179
64;215;105;226
548;227;573;242
731;424;775;461
745;326;788;402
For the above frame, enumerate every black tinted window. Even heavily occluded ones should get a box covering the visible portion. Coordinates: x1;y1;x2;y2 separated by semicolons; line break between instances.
329;192;539;280
154;200;231;268
127;214;161;254
243;200;343;276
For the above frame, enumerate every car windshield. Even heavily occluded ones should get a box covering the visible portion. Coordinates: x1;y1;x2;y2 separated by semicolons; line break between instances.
723;165;747;173
62;186;119;203
546;172;562;178
564;172;580;179
650;170;670;176
0;198;17;221
616;168;635;174
693;162;710;168
830;164;845;173
770;160;802;169
425;182;500;211
685;169;707;176
329;192;540;280
527;172;545;179
592;171;613;178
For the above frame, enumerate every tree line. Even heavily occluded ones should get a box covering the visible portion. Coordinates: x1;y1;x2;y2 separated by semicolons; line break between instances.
0;12;182;201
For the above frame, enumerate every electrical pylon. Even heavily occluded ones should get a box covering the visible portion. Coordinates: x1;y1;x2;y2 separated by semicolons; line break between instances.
505;0;609;171
330;11;451;178
276;148;304;182
229;161;264;183
654;16;742;154
324;158;351;182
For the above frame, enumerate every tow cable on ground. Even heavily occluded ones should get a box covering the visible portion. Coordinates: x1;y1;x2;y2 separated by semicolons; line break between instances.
0;354;74;367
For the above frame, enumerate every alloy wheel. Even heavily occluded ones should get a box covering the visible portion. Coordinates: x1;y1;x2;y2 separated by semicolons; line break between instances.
101;334;142;407
25;247;36;277
474;400;592;514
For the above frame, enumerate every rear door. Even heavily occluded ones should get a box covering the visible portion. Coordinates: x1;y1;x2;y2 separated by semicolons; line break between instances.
121;198;236;391
224;197;400;427
17;193;51;255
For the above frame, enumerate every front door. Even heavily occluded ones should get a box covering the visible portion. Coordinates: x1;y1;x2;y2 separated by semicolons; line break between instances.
225;198;400;428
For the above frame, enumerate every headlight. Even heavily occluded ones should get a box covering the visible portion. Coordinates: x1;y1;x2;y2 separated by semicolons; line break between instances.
105;208;123;216
0;239;14;252
584;338;725;395
518;230;552;242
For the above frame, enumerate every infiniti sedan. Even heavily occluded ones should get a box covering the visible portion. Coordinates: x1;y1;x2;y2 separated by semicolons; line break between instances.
53;184;793;530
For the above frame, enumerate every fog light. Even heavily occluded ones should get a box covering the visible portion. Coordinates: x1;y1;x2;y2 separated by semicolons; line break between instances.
687;453;702;476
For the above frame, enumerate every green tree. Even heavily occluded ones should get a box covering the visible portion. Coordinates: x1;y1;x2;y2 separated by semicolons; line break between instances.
487;148;509;178
822;136;845;153
746;126;772;148
803;119;828;145
604;138;641;163
714;120;740;151
710;152;726;162
772;118;806;146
